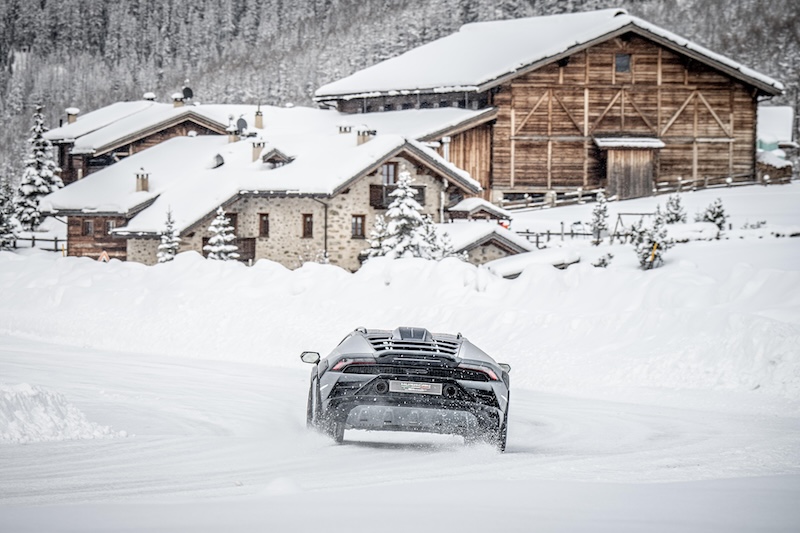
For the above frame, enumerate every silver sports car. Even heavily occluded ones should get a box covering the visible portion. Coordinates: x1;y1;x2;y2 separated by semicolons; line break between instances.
301;327;511;451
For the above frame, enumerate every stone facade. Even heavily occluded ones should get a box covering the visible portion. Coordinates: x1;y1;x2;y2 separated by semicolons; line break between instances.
127;237;161;265
465;241;516;265
127;155;451;271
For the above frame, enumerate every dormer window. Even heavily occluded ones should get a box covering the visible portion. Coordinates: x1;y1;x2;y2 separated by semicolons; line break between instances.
261;148;294;168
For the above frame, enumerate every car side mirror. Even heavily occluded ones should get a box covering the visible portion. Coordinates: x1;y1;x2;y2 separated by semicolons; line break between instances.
301;351;321;364
499;363;511;373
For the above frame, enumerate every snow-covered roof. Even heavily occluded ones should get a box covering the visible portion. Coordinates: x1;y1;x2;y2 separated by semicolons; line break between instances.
757;151;793;170
315;9;782;100
45;101;159;142
757;106;795;144
437;221;533;254
42;128;480;236
45;100;491;158
485;249;581;277
594;137;666;150
448;197;512;219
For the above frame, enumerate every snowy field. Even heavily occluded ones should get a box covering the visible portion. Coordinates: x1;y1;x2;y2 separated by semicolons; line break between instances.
1;183;799;531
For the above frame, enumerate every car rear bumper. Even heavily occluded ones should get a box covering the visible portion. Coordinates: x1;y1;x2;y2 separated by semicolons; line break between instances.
325;394;502;436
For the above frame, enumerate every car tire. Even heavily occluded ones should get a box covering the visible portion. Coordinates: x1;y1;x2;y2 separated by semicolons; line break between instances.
306;384;315;428
328;419;345;444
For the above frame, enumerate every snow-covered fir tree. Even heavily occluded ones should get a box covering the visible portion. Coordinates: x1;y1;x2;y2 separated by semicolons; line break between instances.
203;207;239;261
664;194;687;224
15;105;62;232
590;190;609;245
630;207;673;270
365;167;459;260
0;173;19;251
156;208;181;263
695;198;727;232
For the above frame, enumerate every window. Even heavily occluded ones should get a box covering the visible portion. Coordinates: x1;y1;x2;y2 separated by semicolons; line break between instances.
226;213;238;234
380;162;398;185
82;219;94;236
351;215;366;239
419;102;431;109
615;53;631;73
439;100;449;108
105;220;115;236
401;102;413;110
259;213;270;237
384;103;394;111
302;214;313;238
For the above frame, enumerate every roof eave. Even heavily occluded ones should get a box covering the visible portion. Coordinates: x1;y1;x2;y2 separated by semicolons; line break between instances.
474;23;783;96
418;108;498;142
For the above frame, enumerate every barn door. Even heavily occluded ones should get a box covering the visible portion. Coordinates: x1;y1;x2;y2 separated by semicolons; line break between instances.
606;149;655;200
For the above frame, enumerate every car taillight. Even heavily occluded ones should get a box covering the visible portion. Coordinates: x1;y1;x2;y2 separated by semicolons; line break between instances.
331;357;375;371
457;362;499;381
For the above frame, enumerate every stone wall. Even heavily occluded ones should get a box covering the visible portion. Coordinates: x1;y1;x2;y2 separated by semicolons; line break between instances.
466;241;514;265
127;237;161;265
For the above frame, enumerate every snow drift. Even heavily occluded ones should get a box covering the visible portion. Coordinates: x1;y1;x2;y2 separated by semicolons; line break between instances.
0;242;798;400
0;383;122;443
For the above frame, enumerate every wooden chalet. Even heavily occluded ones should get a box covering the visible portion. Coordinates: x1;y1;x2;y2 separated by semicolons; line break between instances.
45;99;234;186
315;9;784;203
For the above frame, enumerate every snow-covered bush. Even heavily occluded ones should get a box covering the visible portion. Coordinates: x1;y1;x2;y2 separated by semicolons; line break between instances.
589;190;608;245
592;253;613;268
664;194;687;224
15;105;63;231
157;208;181;263
695;198;727;233
630;208;673;270
365;167;458;260
203;207;239;261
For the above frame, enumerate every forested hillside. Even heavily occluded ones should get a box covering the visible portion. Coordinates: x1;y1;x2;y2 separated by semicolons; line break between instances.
0;0;797;182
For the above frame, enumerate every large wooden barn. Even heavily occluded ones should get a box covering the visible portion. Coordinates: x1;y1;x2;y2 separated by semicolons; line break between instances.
315;9;784;202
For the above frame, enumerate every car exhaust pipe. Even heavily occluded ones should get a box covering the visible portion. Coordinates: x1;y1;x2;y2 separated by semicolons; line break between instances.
375;380;389;394
444;384;457;398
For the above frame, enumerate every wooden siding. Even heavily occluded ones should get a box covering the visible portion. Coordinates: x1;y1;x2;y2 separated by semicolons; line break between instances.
444;124;493;197
67;215;128;260
490;34;758;198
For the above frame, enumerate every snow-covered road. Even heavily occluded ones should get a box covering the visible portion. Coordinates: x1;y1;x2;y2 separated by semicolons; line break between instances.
1;335;798;532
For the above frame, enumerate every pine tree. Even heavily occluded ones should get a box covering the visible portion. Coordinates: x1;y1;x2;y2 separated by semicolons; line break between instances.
0;173;19;251
590;190;609;245
664;194;687;224
203;207;239;261
364;167;460;260
15;105;62;232
695;198;727;232
630;207;673;270
156;208;181;263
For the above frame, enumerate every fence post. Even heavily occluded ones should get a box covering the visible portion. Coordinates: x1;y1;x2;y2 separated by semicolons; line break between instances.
560;222;564;241
31;235;35;248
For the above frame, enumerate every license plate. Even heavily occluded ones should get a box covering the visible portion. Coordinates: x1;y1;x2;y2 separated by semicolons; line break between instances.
389;381;442;395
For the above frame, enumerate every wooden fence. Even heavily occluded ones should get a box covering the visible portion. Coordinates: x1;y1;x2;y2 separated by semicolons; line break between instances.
8;236;66;253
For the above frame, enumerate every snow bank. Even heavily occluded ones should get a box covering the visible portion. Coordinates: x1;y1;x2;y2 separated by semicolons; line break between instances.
1;239;799;400
0;383;123;444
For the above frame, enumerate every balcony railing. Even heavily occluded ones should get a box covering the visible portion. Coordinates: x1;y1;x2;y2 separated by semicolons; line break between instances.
369;184;426;209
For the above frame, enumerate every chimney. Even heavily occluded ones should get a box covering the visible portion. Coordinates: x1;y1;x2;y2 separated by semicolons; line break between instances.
255;106;264;129
171;92;184;108
252;140;266;162
143;92;156;101
441;136;451;162
227;121;239;143
338;122;352;134
66;107;80;124
135;169;149;192
357;127;376;145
